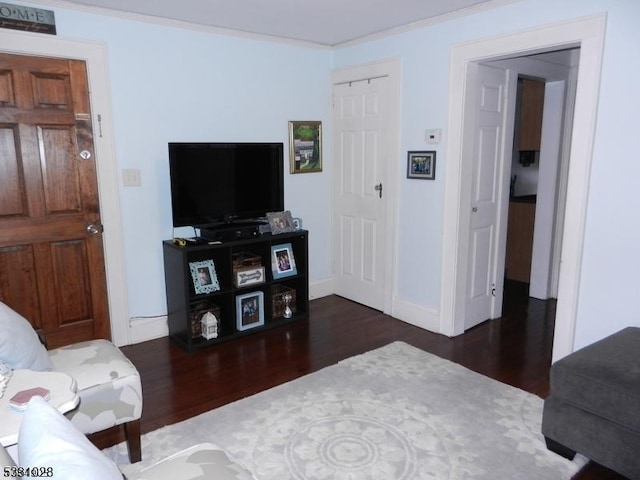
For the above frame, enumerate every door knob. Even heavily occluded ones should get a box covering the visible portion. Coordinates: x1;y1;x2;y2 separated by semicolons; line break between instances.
86;224;104;235
374;183;383;198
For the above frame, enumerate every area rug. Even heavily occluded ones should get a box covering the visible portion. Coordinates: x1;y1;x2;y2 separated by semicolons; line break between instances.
103;341;584;479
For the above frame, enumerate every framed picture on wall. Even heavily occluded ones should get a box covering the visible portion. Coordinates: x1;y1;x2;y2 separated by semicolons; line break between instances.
407;151;436;180
289;121;322;174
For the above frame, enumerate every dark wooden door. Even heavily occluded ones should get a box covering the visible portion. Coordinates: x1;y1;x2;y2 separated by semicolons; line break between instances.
0;53;110;348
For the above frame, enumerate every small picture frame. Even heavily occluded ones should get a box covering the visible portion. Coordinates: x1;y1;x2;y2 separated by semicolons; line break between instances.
271;243;297;279
234;266;265;287
267;210;296;234
289;121;322;173
235;291;265;331
292;217;303;230
189;260;220;294
407;151;436;180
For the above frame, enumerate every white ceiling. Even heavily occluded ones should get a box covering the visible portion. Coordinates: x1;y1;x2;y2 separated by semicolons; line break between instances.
41;0;507;46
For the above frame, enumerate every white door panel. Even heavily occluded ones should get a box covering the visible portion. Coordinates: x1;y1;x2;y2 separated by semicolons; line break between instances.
333;77;388;310
465;64;512;330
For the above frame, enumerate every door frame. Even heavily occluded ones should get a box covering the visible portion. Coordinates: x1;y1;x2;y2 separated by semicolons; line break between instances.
331;58;401;314
440;15;606;362
0;29;130;346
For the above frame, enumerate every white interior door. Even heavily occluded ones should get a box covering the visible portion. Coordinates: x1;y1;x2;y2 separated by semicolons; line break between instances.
332;77;388;310
465;64;514;330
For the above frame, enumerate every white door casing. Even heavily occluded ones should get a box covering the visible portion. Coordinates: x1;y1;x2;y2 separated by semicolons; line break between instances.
0;29;130;346
440;15;606;362
464;63;516;330
331;59;401;314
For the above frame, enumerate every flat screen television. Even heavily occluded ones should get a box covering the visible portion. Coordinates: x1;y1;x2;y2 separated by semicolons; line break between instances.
168;142;284;228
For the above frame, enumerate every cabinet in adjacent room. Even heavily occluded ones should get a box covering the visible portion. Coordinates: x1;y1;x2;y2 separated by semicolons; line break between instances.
162;230;309;351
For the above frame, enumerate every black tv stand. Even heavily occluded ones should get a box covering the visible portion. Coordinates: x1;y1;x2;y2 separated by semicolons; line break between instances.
162;230;309;351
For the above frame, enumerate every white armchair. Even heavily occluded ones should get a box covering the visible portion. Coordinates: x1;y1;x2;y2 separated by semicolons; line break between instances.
0;397;256;480
0;302;142;462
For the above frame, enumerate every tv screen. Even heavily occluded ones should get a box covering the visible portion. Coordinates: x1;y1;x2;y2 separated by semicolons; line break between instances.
168;142;284;228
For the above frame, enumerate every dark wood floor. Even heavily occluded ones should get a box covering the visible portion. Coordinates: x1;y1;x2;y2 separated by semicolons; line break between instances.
94;280;626;479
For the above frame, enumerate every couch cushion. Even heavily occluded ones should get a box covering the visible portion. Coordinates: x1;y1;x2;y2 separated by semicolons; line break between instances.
0;302;52;371
133;443;255;480
18;396;122;480
550;326;640;432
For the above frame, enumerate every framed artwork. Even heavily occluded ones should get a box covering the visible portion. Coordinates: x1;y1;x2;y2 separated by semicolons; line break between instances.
289;121;322;173
267;210;296;234
271;243;297;279
235;291;265;331
407;151;436;180
189;260;220;294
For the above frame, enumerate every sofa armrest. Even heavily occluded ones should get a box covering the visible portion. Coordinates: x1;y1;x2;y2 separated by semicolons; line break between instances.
132;443;255;480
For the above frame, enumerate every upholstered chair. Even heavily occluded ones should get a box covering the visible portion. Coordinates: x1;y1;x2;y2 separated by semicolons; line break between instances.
0;301;143;463
48;339;143;463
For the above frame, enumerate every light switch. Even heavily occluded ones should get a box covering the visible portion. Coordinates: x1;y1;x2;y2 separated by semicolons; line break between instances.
122;169;141;187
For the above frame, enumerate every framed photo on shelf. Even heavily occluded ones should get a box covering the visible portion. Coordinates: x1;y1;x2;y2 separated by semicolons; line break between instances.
189;259;220;294
289;121;322;174
267;210;296;234
235;291;265;331
407;151;436;180
271;243;297;279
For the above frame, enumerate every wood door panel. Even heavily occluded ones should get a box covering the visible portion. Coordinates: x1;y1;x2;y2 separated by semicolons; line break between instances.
50;240;92;324
30;72;72;110
38;125;82;214
0;245;41;325
0;52;110;346
0;125;26;217
0;70;16;106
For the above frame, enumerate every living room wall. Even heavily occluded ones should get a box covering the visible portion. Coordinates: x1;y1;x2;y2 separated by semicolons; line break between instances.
9;0;640;352
11;1;334;341
333;0;640;350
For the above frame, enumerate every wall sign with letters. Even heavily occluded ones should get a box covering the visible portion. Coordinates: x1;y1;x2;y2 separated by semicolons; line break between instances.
0;3;56;35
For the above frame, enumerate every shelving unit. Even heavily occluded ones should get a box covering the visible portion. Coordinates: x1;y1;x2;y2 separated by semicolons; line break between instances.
162;230;309;351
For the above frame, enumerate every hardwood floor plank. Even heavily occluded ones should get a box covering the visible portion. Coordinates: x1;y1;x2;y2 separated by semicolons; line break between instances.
91;282;627;479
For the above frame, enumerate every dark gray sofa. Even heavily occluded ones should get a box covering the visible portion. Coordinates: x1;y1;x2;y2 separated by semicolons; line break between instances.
541;326;640;479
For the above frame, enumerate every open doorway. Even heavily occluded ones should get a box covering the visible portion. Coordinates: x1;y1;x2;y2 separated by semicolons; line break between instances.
439;15;606;362
489;49;579;321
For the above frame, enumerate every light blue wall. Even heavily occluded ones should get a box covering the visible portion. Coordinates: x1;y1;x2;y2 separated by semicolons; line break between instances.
12;0;640;350
17;2;334;319
334;0;640;349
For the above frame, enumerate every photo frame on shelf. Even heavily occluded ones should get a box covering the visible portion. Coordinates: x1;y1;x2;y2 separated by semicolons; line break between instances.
407;151;436;180
271;243;297;279
189;259;220;294
235;291;265;331
267;210;296;234
289;121;322;173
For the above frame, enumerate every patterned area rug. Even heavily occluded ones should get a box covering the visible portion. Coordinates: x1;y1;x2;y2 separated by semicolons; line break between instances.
104;342;584;479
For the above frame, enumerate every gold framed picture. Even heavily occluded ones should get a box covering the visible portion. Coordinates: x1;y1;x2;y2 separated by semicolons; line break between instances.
289;121;322;174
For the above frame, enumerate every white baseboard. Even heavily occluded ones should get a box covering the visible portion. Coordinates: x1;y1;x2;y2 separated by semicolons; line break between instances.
129;315;169;345
309;277;334;300
391;297;440;333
